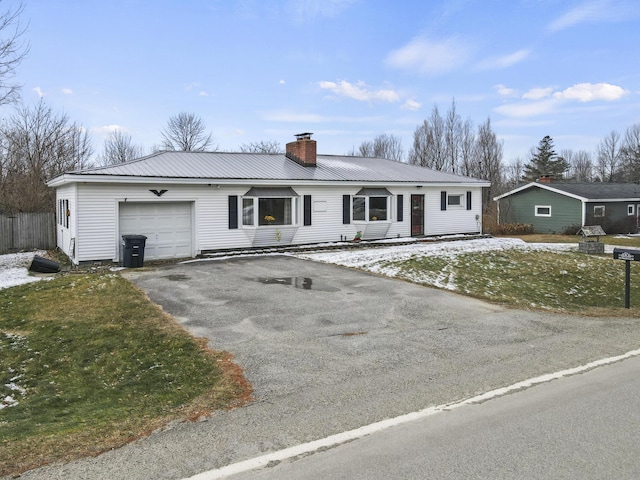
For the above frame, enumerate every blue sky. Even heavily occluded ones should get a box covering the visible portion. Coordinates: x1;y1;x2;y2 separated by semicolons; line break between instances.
9;0;640;163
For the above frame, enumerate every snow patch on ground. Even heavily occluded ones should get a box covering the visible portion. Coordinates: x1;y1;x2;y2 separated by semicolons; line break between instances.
295;237;577;270
0;251;48;290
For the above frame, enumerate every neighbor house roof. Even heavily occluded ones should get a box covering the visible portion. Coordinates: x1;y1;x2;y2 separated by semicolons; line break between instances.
494;182;640;202
48;151;490;187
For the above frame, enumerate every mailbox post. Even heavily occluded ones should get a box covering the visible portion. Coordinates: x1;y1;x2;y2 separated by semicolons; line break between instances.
613;248;640;309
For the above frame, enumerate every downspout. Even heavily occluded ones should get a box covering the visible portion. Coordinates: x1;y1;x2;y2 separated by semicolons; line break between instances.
496;199;501;226
581;201;586;227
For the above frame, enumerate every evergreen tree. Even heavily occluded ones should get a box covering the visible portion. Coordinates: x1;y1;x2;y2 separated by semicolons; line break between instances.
522;135;569;181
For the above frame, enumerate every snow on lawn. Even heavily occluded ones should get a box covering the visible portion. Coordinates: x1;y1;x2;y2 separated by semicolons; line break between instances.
0;251;48;291
295;237;581;286
297;237;576;269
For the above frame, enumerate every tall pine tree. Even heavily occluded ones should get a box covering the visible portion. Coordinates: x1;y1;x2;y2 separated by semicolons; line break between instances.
522;136;569;181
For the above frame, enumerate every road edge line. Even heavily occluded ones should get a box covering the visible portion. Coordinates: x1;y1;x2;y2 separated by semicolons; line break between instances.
184;347;640;480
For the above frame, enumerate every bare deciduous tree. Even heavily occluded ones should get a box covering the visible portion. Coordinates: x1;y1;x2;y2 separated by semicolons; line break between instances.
620;124;640;183
473;117;504;201
100;130;145;165
563;149;593;182
0;100;93;212
596;130;622;182
160;112;216;152
444;99;462;173
408;106;447;169
0;2;28;106
239;140;282;154
356;133;404;161
504;158;524;190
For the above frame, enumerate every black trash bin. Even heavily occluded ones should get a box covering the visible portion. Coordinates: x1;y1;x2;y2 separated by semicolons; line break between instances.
29;255;61;273
121;235;147;268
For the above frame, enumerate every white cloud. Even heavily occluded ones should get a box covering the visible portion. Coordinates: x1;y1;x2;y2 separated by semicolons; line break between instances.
386;36;471;75
523;87;554;100
90;125;127;138
318;80;400;103
552;82;628;102
494;99;558;118
548;0;640;31
401;99;421;111
33;86;44;97
477;49;531;70
279;79;286;85
494;82;628;119
62;88;73;95
198;91;209;97
494;84;518;97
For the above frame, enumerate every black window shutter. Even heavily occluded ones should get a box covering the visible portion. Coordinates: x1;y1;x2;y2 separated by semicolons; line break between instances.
441;191;447;211
304;195;312;226
343;195;350;224
228;195;238;229
397;195;404;222
466;191;472;210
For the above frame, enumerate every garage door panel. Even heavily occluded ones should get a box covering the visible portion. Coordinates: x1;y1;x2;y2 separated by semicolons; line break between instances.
119;202;193;261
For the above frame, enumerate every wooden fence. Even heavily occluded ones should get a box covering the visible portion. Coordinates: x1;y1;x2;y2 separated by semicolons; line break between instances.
0;212;56;254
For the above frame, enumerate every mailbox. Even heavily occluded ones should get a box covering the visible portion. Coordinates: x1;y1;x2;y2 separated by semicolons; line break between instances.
613;248;640;262
613;247;640;308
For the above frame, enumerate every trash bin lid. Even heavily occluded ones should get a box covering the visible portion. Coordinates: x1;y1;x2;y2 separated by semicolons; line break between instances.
122;234;148;240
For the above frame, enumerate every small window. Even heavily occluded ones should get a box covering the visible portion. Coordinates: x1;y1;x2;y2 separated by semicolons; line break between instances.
242;198;254;226
447;194;464;207
535;205;552;217
353;197;366;221
628;205;635;216
60;199;70;228
594;206;605;217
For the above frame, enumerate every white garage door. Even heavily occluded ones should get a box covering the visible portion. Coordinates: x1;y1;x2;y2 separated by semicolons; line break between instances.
119;202;193;260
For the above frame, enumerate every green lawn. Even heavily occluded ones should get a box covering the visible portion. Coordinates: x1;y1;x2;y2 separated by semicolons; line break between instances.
392;249;640;314
0;273;251;476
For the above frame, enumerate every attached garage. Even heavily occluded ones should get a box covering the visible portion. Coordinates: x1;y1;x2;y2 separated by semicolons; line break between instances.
118;202;193;261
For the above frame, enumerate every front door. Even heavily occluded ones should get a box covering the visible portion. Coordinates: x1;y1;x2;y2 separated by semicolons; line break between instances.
411;194;424;236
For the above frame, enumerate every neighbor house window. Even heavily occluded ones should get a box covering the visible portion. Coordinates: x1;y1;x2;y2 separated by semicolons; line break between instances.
447;194;464;207
594;205;605;217
535;205;552;217
628;205;635;216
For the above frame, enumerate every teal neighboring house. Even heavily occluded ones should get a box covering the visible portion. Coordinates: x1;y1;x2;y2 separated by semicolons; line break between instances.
494;181;640;234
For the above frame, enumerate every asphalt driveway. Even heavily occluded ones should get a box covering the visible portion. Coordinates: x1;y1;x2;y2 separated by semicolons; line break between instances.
16;254;640;480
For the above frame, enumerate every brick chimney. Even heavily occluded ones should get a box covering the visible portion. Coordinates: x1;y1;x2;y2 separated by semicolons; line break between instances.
538;175;553;184
286;132;316;167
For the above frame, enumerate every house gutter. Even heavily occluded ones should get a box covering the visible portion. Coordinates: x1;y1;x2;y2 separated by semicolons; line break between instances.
48;174;490;189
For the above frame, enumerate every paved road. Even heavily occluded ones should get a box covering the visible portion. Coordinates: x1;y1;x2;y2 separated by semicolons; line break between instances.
12;255;640;480
226;354;640;480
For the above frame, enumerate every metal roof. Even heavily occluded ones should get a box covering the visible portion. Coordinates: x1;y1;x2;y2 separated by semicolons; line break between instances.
49;151;489;186
495;182;640;201
244;187;299;197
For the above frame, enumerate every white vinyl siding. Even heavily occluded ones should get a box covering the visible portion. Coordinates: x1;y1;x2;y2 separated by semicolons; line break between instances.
62;183;485;262
426;188;482;236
